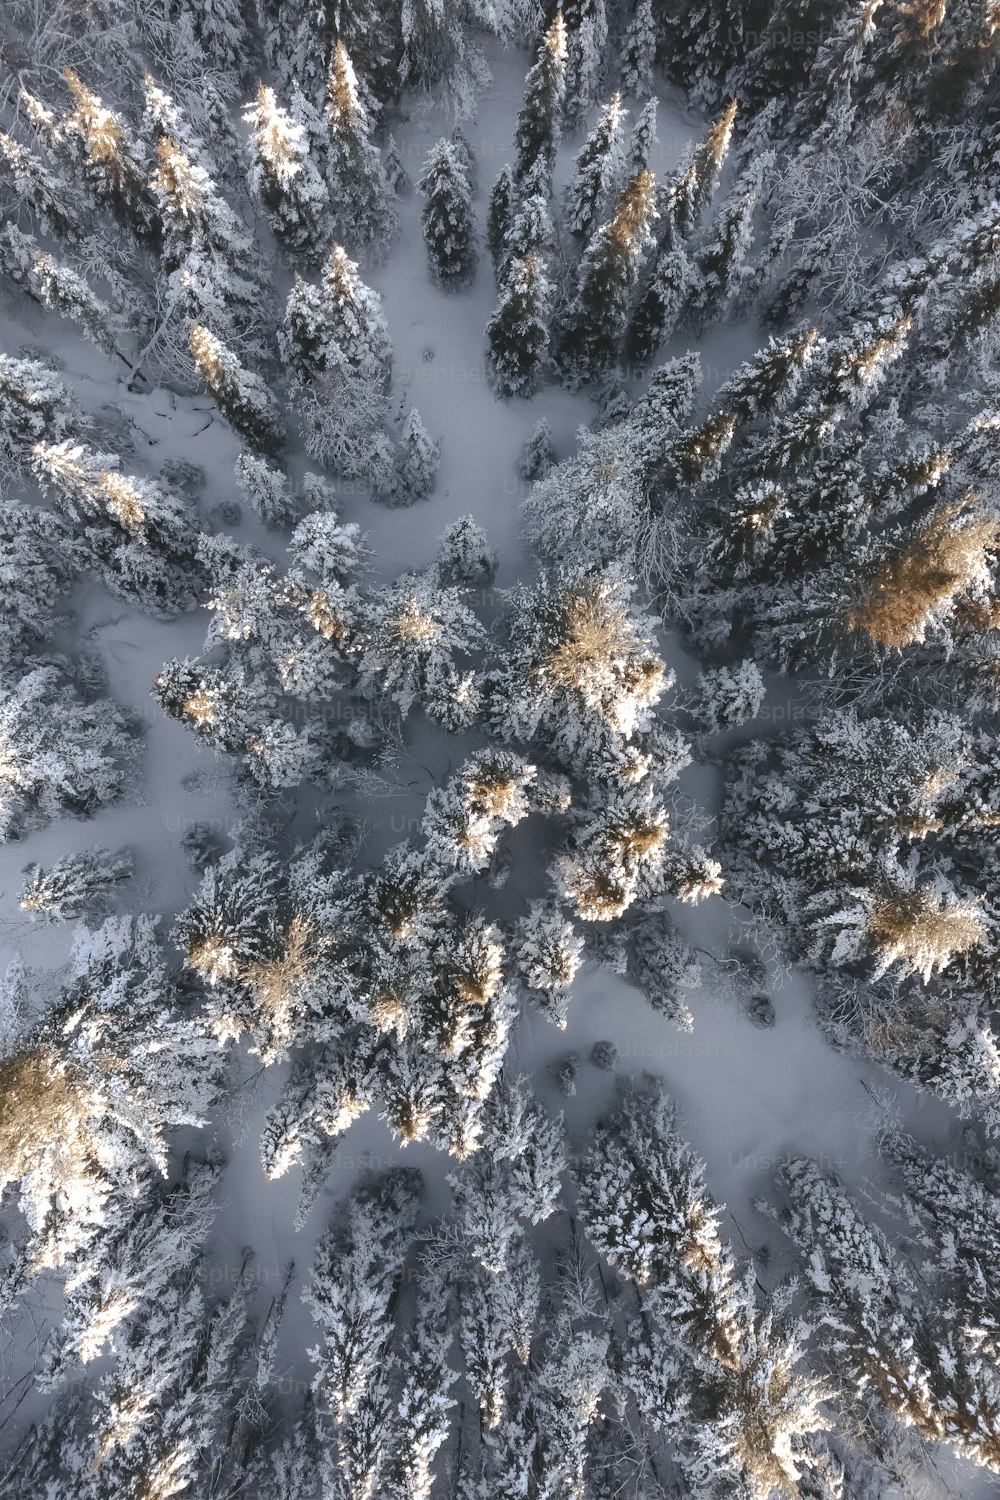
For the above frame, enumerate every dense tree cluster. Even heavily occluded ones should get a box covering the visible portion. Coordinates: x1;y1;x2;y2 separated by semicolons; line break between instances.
4;0;1000;1496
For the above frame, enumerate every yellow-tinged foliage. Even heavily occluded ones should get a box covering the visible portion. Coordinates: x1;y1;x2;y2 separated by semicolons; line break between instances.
869;888;985;982
849;501;1000;649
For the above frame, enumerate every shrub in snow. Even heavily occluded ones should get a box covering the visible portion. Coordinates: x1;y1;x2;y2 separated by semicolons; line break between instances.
590;1038;618;1070
435;515;497;586
696;659;766;731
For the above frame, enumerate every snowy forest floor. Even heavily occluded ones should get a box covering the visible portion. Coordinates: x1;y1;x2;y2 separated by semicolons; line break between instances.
0;38;985;1498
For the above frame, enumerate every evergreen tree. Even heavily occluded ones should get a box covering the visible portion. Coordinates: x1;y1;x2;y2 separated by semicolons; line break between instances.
625;244;689;364
25;70;160;244
577;1081;830;1496
488;566;668;772
519;415;556;479
280;250;393;482
435;515;497;586
0;227;117;356
305;1170;421;1424
0;129;80;240
384;1275;457;1500
621;0;658;96
173;0;248;70
563;92;624;239
790;0;884;147
486;163;516;279
0;501;78;662
514;902;585;1027
358;567;482;718
244;83;332;264
235;451;299;527
322;243;393;382
662;97;737;244
777;1155;1000;1475
0;915;218;1268
0;666;139;844
189;323;284;453
512;10;568;185
0;355;76;474
397;407;441;500
623;95;658;182
418;138;477;288
325;39;397;250
688;154;769;323
145;79;263;347
485;252;553;396
19;846;133;924
563;0;609;129
663;0;756;103
558;167;658;384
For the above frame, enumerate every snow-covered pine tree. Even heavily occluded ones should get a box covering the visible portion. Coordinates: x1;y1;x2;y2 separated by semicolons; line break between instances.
26;70;160;244
0;129;80;240
397;407;441;501
173;0;248;70
0;227;117;356
512;10;568;186
486;163;516;279
382;1273;457;1500
662;96;737;244
435;514;497;586
776;1154;1000;1475
144;86;263;353
418;138;477;288
626;908;702;1025
290;502;370;579
623;95;658;185
322;242;393;382
358;567;482;718
0;665;139;843
19;846;133;923
39;1156;220;1381
0;915;218;1269
189;323;283;452
280;250;393;482
0;501;78;662
881;1128;1000;1333
325;39;397;250
422;748;537;876
304;1169;421;1424
519;415;556;479
688;153;770;324
29;439;205;616
235;450;299;527
244;83;332;265
788;0;884;148
514;901;584;1027
562;0;609;129
487;565;668;771
0;353;78;470
663;0;753;104
558;167;658;385
624;243;690;364
695;659;766;731
152;657;261;758
577;1080;830;1496
621;0;658;96
485;252;553;397
563;92;624;240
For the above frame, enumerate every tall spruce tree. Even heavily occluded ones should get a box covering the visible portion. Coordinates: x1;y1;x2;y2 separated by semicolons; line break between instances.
418;138;477;287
